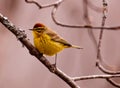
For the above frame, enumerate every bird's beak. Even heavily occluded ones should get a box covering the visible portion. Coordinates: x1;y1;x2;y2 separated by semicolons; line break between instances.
29;29;33;31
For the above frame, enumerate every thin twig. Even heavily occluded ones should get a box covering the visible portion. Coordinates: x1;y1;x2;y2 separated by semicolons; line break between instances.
96;0;108;70
72;74;120;81
106;78;120;87
97;0;107;61
25;0;63;9
96;62;120;75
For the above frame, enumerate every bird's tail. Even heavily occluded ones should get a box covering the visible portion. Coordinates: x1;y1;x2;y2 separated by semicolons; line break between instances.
71;45;83;49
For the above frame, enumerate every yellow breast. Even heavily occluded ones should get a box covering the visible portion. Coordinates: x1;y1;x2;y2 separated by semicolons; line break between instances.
34;34;65;56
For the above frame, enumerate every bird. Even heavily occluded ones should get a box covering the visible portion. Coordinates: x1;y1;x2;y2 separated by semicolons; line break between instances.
29;23;82;65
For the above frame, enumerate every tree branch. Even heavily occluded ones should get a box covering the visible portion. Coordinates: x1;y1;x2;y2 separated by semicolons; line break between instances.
0;13;80;88
25;0;63;9
72;74;120;81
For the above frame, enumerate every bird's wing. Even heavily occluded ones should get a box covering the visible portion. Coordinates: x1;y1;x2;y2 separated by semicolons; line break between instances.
45;28;72;47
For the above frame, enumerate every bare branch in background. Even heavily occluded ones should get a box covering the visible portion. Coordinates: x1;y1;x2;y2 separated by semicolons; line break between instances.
25;0;120;30
106;78;120;87
72;74;120;81
96;62;120;87
96;0;110;71
82;1;120;87
95;0;120;87
97;0;108;65
25;0;63;9
96;62;120;75
96;0;120;74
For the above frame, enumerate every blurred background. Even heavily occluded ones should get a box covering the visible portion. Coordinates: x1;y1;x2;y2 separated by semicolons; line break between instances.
0;0;120;88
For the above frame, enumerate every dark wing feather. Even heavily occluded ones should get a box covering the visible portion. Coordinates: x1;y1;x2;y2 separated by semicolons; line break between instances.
45;28;72;47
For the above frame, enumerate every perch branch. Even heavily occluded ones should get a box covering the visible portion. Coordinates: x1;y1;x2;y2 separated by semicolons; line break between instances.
0;13;80;88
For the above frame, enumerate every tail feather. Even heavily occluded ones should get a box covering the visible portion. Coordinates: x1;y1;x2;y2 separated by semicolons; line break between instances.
71;45;83;49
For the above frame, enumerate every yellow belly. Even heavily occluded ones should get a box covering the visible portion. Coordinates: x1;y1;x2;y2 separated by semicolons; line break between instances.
34;34;65;56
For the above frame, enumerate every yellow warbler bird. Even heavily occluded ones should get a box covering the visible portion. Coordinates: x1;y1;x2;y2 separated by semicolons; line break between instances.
30;23;82;56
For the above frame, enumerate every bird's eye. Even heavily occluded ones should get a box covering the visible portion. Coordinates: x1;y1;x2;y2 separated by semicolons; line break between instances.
39;27;44;30
35;27;45;33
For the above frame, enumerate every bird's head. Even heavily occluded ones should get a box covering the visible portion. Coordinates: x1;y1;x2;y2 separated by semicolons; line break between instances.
29;23;48;38
29;23;47;34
